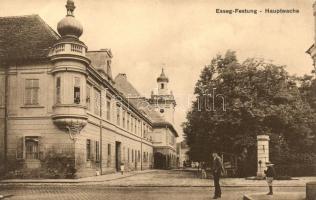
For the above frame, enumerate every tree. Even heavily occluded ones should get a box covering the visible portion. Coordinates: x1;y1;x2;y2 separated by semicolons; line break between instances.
183;50;316;176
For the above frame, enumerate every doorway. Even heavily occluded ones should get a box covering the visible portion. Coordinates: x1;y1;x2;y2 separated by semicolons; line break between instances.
115;141;121;171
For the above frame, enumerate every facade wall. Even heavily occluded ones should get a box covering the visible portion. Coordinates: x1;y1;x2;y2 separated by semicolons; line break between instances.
2;61;155;178
151;127;177;169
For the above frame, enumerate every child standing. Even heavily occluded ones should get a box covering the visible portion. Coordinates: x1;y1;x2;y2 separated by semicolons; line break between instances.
264;162;276;195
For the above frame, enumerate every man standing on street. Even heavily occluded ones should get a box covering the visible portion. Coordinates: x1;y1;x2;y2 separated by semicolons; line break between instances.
264;162;276;195
212;152;224;199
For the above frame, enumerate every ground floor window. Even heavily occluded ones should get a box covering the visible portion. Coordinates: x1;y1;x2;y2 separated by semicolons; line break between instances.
95;141;100;162
132;149;134;162
25;136;39;159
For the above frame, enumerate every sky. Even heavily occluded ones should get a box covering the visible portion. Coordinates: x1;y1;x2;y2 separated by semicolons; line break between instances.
1;0;315;141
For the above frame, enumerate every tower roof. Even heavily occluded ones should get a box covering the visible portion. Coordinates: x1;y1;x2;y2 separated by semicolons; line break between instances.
157;68;169;82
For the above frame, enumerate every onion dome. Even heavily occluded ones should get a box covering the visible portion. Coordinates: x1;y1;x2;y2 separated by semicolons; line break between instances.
157;68;169;82
57;0;83;38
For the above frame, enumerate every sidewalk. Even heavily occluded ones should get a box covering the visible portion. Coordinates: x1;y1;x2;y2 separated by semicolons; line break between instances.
243;192;305;200
0;169;156;184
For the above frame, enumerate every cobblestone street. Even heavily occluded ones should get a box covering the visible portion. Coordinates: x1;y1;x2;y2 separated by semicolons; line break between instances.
0;170;308;200
0;185;306;200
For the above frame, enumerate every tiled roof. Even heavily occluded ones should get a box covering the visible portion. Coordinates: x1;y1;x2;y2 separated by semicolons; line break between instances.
114;73;142;97
0;15;59;64
114;73;178;137
114;73;165;122
86;50;113;80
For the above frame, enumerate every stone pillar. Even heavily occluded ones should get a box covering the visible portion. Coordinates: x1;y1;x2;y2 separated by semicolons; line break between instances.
256;135;270;177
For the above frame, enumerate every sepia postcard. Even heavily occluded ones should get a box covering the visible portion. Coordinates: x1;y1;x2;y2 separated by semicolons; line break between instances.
0;0;315;199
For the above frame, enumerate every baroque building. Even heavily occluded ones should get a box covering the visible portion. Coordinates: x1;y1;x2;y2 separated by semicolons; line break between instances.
0;0;178;178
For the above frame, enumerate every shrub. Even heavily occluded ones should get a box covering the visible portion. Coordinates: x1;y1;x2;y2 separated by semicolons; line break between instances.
41;151;76;179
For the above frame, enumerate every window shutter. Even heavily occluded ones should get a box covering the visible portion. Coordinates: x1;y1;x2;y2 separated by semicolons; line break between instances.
25;89;31;105
91;140;95;161
33;88;39;104
16;136;25;160
38;137;44;160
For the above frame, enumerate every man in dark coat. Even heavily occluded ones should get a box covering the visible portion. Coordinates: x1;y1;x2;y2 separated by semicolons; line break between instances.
212;152;224;199
264;162;276;195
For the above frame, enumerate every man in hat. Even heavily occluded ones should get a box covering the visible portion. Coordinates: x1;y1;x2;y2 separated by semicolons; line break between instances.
264;162;276;195
211;152;225;199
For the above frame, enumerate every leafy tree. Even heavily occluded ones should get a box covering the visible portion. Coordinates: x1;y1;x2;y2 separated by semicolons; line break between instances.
183;50;316;176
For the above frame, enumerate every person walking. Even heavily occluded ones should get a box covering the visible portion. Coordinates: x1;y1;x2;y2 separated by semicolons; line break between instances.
264;162;276;195
211;152;224;199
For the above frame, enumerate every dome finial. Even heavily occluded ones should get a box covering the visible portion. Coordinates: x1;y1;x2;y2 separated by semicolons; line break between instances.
66;0;76;16
57;0;83;38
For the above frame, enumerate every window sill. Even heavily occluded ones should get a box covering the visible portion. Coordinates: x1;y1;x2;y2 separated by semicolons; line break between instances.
21;105;45;108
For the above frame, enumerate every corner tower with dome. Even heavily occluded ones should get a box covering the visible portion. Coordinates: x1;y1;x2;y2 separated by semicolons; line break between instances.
149;68;176;124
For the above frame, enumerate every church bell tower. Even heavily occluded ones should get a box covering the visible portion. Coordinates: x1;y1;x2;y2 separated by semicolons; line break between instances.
149;68;176;124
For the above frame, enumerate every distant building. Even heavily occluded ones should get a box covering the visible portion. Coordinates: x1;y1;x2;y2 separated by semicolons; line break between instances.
0;0;178;178
115;71;178;169
177;141;189;168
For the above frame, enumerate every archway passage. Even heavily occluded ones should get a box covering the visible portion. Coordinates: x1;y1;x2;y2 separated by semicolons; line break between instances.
154;152;166;169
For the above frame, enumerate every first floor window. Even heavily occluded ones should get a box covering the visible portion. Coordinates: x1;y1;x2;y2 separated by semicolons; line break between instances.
116;105;121;126
94;89;101;115
106;96;111;120
86;85;91;110
86;139;91;161
25;79;39;105
74;77;81;104
122;109;126;129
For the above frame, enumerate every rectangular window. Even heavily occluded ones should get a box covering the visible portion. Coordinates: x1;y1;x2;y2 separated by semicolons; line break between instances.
56;77;61;104
138;150;140;162
25;136;39;159
106;96;111;120
86;85;91;111
134;118;137;134
86;139;91;161
122;109;126;129
131;117;134;133
127;113;130;131
132;149;134;162
108;144;111;156
116;105;121;126
25;79;39;105
95;141;100;162
143;124;146;138
74;77;80;104
94;89;101;115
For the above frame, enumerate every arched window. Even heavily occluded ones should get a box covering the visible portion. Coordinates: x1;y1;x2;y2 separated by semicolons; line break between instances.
161;83;164;89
